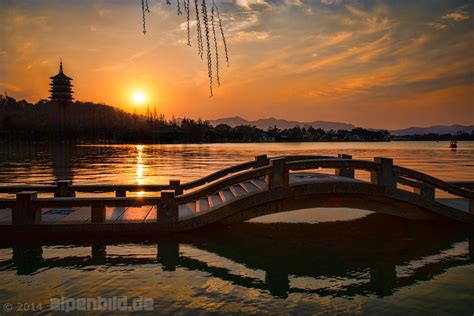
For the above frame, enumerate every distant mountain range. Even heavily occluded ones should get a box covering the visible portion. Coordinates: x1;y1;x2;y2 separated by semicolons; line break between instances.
209;116;474;136
389;125;474;136
209;117;355;131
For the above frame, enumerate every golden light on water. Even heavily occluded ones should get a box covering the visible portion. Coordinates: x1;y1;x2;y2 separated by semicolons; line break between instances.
135;145;145;184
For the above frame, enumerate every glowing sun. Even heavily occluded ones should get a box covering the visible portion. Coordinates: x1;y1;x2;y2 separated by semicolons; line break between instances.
132;91;147;105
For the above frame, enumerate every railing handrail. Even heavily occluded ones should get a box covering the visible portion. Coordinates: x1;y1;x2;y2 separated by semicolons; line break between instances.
1;156;473;208
0;155;337;194
181;160;257;190
34;196;162;208
285;158;474;199
285;158;380;172
446;181;474;190
393;166;474;199
0;185;57;194
176;165;273;204
0;196;163;209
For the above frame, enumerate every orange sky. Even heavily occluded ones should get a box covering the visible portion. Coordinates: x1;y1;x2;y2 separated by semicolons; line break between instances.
1;0;473;129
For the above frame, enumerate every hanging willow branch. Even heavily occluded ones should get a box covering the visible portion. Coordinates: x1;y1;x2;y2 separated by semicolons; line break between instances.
201;0;213;97
211;0;220;87
214;2;229;67
139;0;230;97
194;0;204;60
141;0;147;34
186;0;191;46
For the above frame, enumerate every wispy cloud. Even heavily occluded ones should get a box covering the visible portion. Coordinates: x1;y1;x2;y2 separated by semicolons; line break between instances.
441;8;470;22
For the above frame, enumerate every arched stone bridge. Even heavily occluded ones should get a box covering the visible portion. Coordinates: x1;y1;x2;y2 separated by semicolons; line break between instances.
0;154;473;234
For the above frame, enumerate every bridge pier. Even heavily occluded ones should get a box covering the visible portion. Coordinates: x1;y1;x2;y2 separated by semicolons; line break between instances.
55;180;75;198
371;157;396;189
265;269;290;298
91;244;107;264
370;262;397;296
157;240;179;271
335;154;355;178
12;246;43;275
157;190;178;224
265;158;289;190
13;191;41;225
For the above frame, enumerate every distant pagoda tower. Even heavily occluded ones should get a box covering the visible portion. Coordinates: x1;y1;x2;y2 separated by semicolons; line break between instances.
49;59;74;101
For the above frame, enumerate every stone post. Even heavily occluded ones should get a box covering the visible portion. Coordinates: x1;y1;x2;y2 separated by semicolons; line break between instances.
116;189;126;197
265;158;289;190
91;204;106;223
335;154;355;179
414;183;435;202
255;154;269;168
157;190;178;224
169;179;183;196
371;157;396;189
55;180;75;197
13;191;41;225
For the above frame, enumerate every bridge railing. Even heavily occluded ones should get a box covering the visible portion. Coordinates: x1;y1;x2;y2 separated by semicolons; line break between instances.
1;154;473;226
0;154;337;198
283;155;473;213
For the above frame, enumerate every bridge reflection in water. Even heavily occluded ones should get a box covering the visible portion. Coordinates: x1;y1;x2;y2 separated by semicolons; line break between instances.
3;214;473;299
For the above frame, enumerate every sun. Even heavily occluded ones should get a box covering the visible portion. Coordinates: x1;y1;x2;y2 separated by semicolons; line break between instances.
132;91;147;105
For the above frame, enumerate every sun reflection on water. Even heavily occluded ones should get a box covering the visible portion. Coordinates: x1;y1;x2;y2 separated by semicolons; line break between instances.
135;145;145;186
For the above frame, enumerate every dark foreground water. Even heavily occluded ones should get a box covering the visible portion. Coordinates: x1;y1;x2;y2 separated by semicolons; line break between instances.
0;142;473;314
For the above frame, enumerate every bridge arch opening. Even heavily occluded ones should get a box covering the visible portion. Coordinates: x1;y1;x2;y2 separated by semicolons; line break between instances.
248;207;373;224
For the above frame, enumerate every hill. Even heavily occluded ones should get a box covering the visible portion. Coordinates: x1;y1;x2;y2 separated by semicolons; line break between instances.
210;116;355;131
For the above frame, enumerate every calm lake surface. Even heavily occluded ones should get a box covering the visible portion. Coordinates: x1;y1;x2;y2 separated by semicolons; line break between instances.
1;141;473;314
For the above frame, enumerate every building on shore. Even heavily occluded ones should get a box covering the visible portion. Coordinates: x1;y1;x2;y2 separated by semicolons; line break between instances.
49;59;74;101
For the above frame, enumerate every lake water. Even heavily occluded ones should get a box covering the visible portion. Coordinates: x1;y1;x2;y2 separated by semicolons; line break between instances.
0;141;473;314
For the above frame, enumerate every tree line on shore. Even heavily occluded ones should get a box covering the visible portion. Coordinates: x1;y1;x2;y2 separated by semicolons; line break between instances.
1;96;472;143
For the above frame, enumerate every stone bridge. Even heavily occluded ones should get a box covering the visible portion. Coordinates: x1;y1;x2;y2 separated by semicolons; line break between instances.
0;154;473;235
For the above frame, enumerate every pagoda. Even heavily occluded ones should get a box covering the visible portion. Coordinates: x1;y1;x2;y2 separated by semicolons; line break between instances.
49;59;74;101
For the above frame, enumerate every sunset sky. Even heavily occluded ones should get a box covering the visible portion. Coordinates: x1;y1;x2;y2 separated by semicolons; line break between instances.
1;0;473;129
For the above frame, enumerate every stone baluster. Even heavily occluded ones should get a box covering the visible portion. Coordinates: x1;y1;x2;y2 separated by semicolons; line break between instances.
255;154;269;168
335;154;355;179
265;158;289;190
55;180;75;197
414;182;435;202
91;204;106;223
116;189;126;197
157;190;178;224
371;157;396;189
169;179;183;196
13;191;41;225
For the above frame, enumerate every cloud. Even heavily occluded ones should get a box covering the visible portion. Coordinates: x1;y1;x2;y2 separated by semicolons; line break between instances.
428;22;447;30
235;0;269;10
284;0;303;7
232;31;269;42
441;9;470;22
321;0;342;6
